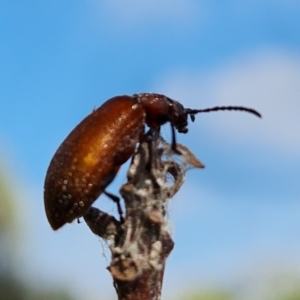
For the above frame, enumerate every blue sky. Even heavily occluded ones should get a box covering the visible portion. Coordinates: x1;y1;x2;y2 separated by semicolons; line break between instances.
1;1;300;299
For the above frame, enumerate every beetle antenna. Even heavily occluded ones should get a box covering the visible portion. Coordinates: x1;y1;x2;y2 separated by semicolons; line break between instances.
186;106;262;119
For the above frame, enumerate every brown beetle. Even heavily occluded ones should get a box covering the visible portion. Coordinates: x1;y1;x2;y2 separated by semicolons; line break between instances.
44;93;261;230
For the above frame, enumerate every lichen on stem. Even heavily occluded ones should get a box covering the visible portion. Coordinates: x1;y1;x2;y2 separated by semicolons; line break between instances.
84;133;204;300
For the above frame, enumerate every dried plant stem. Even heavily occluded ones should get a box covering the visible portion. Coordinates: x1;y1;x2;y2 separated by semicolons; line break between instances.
84;134;203;300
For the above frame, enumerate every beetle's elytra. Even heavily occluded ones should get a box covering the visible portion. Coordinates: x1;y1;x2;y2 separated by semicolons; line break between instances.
44;93;261;230
44;96;145;230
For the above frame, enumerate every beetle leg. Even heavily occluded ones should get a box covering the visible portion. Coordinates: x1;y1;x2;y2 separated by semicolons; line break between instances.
103;190;124;223
168;119;182;155
145;128;156;171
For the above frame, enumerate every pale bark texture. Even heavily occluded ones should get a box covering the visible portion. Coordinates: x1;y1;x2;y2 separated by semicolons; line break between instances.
84;134;204;300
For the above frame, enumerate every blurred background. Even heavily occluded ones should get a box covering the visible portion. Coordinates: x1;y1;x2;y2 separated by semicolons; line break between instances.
0;1;300;299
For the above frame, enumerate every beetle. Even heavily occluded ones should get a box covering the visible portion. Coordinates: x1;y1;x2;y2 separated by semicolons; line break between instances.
44;93;261;230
